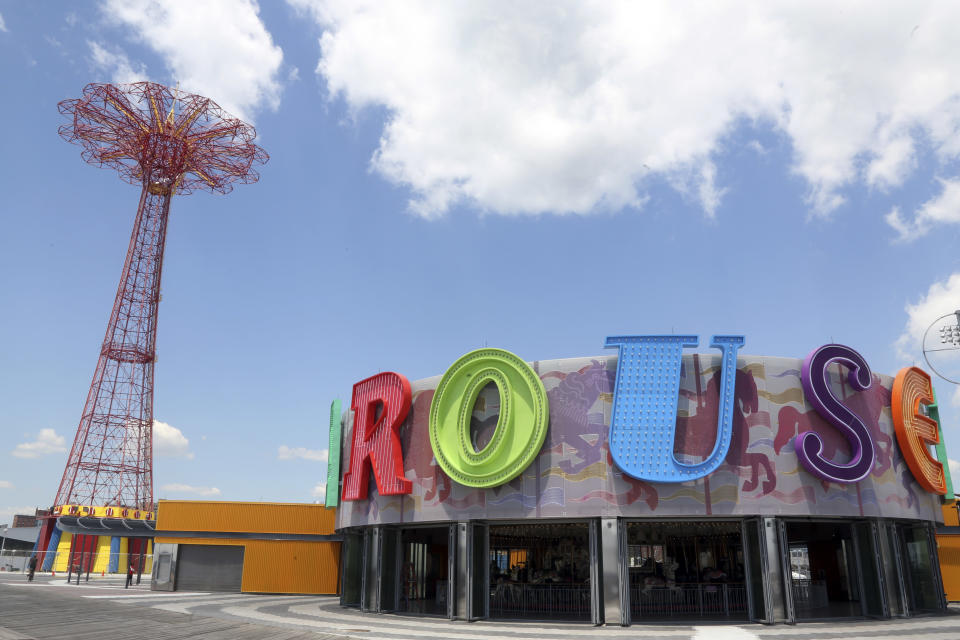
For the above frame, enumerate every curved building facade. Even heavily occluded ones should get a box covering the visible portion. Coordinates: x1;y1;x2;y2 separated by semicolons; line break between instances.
331;342;950;625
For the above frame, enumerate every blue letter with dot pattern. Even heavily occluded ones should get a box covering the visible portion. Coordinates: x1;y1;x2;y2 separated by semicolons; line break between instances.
604;335;744;483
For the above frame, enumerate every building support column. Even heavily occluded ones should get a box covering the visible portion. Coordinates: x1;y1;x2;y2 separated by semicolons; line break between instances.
361;527;381;612
599;517;624;625
877;521;907;616
763;517;789;623
456;521;470;620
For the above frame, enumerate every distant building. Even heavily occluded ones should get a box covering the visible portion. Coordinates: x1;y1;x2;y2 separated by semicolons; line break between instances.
151;500;340;594
0;526;40;549
12;509;49;529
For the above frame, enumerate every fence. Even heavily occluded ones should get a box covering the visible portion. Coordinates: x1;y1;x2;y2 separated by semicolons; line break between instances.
0;549;153;578
490;582;591;620
630;582;748;619
791;578;830;614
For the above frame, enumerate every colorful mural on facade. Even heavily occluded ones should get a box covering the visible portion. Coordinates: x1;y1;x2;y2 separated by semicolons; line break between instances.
336;353;945;528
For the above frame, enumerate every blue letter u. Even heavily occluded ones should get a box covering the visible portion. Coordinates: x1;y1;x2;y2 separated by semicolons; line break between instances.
605;335;744;482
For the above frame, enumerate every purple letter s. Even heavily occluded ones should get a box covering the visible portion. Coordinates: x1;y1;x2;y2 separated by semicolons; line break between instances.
796;344;875;483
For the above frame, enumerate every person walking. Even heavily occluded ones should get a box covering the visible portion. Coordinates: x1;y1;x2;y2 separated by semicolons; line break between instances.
27;555;37;582
125;561;134;589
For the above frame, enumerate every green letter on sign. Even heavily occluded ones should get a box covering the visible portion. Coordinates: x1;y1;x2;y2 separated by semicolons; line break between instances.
429;348;549;488
325;398;341;508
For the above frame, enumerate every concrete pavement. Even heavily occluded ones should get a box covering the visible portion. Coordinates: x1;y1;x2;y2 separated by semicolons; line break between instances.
1;573;958;640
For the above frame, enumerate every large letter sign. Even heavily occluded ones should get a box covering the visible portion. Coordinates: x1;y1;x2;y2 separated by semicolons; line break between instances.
333;336;951;505
325;398;342;508
797;344;874;483
342;372;413;501
892;366;947;495
429;348;548;488
605;335;744;482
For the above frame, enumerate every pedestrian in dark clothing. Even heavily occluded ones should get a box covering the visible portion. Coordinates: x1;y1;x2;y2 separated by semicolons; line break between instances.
125;562;134;588
27;555;38;582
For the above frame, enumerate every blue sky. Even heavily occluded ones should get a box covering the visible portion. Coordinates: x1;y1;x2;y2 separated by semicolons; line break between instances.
2;1;960;522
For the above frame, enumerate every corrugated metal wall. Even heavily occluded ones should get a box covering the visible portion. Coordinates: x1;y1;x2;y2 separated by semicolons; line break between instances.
939;535;960;601
154;500;340;595
243;539;340;594
940;502;960;602
943;502;959;527
156;536;340;594
157;500;336;535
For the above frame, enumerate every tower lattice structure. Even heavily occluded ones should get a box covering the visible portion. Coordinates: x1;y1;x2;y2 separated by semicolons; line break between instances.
54;82;267;510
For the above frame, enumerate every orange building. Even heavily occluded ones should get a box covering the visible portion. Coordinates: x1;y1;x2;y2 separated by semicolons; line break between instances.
152;500;340;594
937;500;960;601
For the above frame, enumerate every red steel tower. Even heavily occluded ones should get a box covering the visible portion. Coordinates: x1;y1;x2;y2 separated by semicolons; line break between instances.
51;82;267;513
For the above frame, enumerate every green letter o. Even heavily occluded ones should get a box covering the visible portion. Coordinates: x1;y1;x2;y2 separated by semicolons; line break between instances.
429;348;549;488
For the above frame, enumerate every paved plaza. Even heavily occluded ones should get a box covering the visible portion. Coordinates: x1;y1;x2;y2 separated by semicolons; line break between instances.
1;573;959;640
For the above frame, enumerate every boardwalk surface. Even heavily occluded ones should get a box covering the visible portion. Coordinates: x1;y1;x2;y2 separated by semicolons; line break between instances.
2;574;959;640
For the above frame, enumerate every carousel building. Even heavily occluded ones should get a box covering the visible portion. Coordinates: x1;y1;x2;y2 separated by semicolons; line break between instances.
330;338;950;625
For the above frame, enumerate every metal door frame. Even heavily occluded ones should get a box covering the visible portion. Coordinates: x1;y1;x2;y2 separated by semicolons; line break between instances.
849;522;867;617
339;531;359;607
588;518;603;625
380;526;399;613
467;521;489;621
779;517;880;622
896;521;948;613
888;522;911;617
484;518;595;622
871;520;891;617
855;519;889;618
926;523;948;610
360;527;381;612
776;518;796;624
360;527;370;611
447;523;457;620
617;518;630;626
394;524;453;616
741;517;773;624
620;516;750;625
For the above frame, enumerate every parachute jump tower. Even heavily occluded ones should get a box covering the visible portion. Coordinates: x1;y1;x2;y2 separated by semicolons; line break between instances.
36;82;267;574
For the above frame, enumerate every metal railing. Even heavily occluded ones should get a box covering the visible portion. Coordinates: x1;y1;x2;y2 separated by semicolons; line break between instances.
791;579;830;613
0;550;31;572
630;582;748;619
490;582;591;620
0;550;153;585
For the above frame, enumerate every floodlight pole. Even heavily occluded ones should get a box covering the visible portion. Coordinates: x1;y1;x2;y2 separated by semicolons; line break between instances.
923;311;960;385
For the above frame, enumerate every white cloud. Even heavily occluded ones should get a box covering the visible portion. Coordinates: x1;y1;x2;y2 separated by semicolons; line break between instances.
697;162;726;219
159;483;221;497
950;458;960;479
153;420;193;459
895;273;960;364
0;481;13;489
278;445;328;462
88;41;148;84
887;178;960;241
952;386;960;409
102;0;284;120
0;12;8;33
12;429;66;459
290;2;960;219
311;482;326;498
